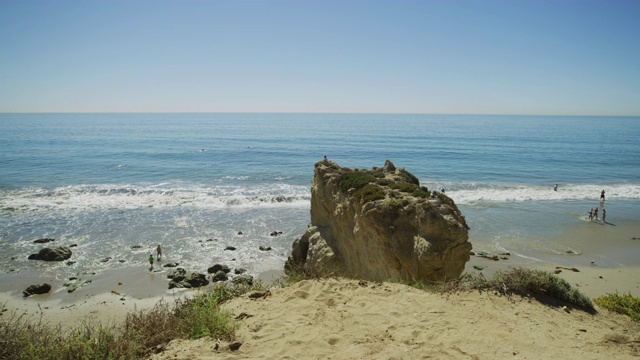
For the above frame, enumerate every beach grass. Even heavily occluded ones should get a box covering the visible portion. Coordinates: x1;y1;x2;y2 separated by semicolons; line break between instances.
0;282;265;360
441;267;596;311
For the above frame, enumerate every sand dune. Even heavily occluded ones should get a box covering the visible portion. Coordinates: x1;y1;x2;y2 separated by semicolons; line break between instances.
150;278;640;360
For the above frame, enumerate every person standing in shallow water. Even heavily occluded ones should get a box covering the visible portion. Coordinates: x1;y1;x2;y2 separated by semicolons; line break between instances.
602;209;606;223
156;245;162;261
148;254;154;268
601;190;606;201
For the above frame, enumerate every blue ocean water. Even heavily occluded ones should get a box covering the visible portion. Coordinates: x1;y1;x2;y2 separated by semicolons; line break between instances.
1;113;639;278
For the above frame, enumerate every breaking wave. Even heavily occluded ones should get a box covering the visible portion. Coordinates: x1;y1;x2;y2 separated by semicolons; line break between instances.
0;182;311;213
424;182;640;204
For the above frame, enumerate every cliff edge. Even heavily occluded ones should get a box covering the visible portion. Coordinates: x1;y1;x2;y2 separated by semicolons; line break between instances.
285;159;471;282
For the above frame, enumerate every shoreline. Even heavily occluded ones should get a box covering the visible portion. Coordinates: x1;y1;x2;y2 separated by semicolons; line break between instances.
2;219;639;328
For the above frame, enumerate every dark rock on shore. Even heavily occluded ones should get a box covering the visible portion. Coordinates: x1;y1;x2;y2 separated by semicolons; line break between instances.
168;272;209;289
232;274;254;285
211;270;228;282
131;245;143;249
259;246;272;251
208;264;231;274
23;283;51;297
270;231;283;237
234;268;247;275
33;238;55;244
163;262;179;268
167;268;186;279
28;246;72;261
225;246;237;251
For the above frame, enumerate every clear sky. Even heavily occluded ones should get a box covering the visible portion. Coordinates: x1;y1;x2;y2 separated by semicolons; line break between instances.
1;0;639;115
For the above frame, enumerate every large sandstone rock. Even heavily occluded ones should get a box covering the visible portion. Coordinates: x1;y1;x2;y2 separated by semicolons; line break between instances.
285;160;471;282
28;246;72;261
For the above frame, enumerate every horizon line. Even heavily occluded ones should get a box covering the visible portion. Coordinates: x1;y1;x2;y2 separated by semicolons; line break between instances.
1;111;639;117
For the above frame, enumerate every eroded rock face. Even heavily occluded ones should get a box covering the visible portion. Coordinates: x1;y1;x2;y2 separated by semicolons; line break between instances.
285;160;471;282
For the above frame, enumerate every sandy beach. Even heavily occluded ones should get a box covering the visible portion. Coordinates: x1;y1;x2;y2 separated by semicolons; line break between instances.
1;220;639;359
150;278;640;360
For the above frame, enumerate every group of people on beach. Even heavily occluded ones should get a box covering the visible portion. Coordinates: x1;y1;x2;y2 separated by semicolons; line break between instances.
554;185;608;223
587;190;607;223
588;207;606;222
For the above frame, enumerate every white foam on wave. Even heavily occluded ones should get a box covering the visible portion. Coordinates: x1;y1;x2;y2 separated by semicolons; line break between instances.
443;183;640;204
0;182;311;213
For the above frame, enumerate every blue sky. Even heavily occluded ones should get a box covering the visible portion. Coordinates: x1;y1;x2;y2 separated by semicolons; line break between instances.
1;0;639;115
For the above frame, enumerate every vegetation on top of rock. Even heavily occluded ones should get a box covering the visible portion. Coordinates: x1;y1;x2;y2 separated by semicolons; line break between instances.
413;187;431;199
338;166;427;201
339;171;378;193
354;184;386;203
388;181;418;193
398;169;420;186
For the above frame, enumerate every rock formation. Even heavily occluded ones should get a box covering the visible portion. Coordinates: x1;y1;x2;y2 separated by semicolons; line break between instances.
23;283;51;297
28;246;72;261
285;159;471;283
168;272;209;289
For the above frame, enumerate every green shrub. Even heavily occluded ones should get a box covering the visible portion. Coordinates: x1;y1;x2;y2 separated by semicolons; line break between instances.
371;169;385;178
412;188;430;198
386;198;402;208
339;171;377;192
355;184;386;203
176;292;236;339
389;181;418;193
437;267;594;311
398;169;420;186
594;293;640;321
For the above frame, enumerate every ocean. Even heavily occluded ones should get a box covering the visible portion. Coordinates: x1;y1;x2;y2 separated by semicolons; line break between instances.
1;113;639;280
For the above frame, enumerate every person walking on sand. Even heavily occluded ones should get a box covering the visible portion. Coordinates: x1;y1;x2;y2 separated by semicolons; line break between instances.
600;190;605;201
156;245;162;261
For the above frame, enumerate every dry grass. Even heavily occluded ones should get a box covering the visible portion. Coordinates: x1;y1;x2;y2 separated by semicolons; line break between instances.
0;282;265;360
